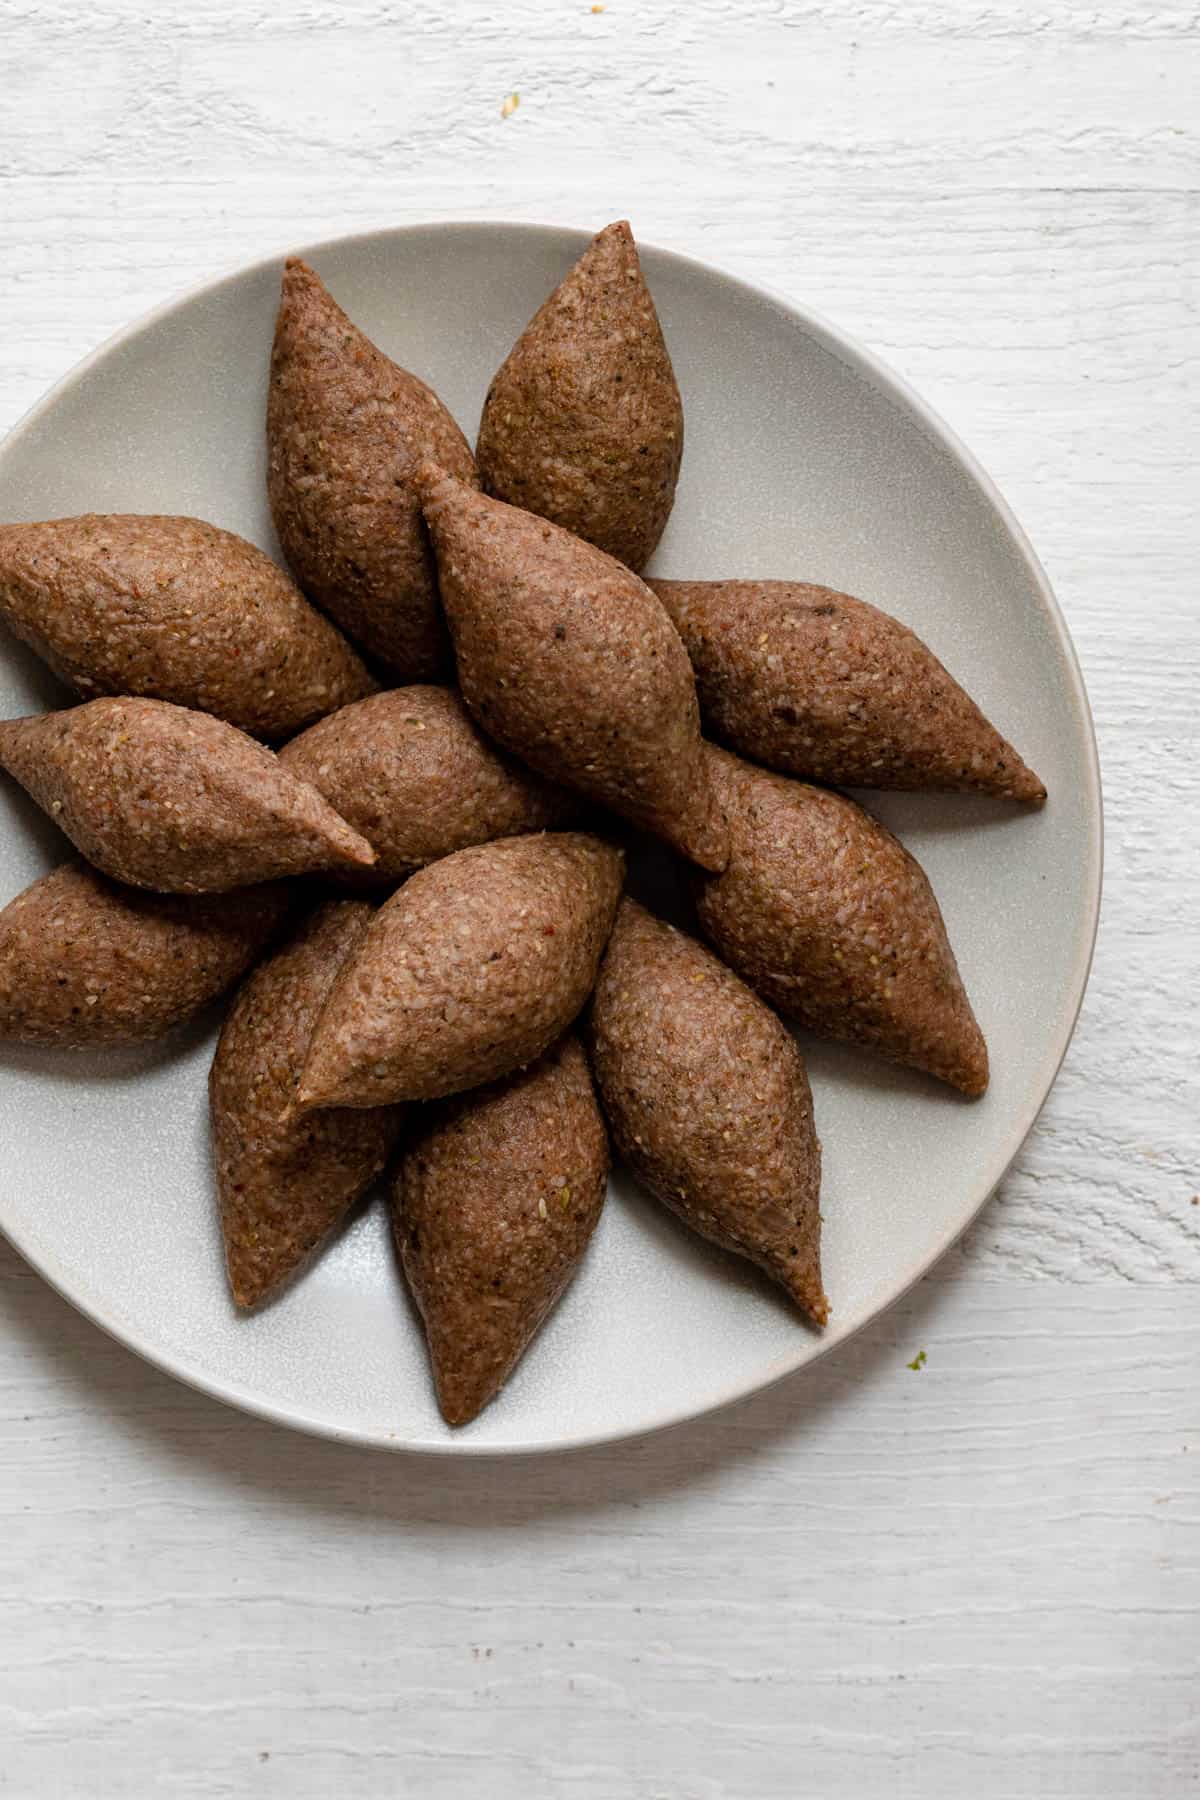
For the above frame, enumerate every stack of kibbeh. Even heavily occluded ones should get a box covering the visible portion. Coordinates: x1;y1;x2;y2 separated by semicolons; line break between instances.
0;223;1044;1425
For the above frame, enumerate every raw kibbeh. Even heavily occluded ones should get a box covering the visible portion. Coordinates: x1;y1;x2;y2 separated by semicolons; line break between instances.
0;697;376;893
0;862;289;1047
0;514;375;738
588;900;827;1324
278;686;572;882
211;900;405;1309
267;257;478;678
476;220;683;571
652;578;1046;803
393;1035;608;1426
296;832;624;1111
694;747;989;1096
417;464;727;870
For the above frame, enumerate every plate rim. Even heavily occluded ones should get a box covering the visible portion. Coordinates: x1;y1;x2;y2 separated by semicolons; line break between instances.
0;218;1103;1458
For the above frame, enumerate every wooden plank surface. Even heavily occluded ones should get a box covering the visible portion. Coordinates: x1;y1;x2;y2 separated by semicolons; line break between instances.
1;2;1197;1794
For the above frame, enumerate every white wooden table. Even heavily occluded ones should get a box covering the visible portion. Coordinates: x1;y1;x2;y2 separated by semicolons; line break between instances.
2;4;1197;1795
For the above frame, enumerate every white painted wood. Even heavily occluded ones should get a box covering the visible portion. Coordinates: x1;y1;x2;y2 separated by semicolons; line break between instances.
1;1247;1196;1798
0;1;1196;1794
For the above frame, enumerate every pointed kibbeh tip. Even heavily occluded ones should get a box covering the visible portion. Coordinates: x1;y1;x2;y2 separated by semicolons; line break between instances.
0;697;376;894
267;257;479;678
0;514;376;739
589;899;826;1321
211;900;405;1310
278;685;573;883
476;220;684;571
589;900;827;1324
416;464;727;871
296;831;624;1112
651;577;1046;804
393;1035;609;1427
694;747;989;1096
0;862;290;1047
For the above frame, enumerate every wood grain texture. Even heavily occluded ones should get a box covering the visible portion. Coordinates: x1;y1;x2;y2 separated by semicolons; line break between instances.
1;1;1197;1794
0;1240;1196;1799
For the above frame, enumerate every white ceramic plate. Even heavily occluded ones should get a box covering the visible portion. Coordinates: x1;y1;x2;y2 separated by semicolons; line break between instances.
0;223;1101;1454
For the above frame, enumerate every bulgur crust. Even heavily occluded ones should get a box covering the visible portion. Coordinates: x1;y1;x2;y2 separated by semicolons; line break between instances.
278;686;573;883
210;900;405;1309
0;862;290;1047
267;258;479;678
296;831;624;1112
393;1034;608;1426
476;220;683;571
694;747;989;1096
416;464;727;871
651;578;1046;804
588;899;827;1324
0;513;376;738
0;697;376;894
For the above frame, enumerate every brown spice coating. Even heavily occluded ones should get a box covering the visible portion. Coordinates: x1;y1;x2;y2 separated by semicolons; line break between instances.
211;900;405;1309
476;220;684;572
417;465;727;871
651;578;1046;805
588;899;827;1324
694;748;988;1096
0;862;290;1047
297;832;624;1111
278;686;573;883
0;697;376;894
392;1035;608;1426
267;258;479;678
0;514;376;739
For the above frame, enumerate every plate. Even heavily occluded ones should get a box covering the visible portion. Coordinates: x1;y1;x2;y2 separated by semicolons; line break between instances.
0;223;1101;1454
